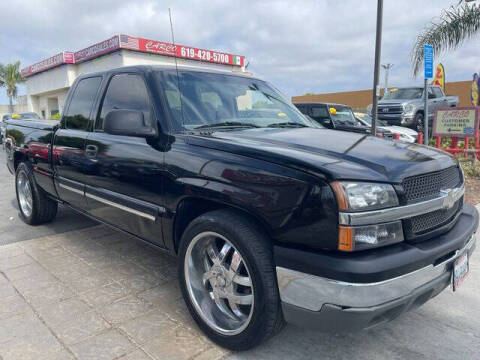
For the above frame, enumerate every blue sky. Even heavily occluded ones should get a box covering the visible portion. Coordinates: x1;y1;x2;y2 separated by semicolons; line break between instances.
1;0;479;105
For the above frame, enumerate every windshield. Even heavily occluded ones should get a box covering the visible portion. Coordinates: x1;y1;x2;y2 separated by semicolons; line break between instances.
329;105;357;126
161;70;315;130
382;88;423;100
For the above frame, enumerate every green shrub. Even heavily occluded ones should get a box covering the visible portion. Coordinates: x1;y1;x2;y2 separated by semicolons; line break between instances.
461;161;480;179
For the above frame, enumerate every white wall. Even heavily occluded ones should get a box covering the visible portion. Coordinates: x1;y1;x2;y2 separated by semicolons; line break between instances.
76;51;124;77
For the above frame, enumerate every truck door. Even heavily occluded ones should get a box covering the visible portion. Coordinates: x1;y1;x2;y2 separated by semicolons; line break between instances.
83;73;165;246
432;87;447;109
53;76;103;210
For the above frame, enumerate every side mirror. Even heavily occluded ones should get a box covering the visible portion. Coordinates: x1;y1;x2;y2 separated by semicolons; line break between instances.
104;110;156;138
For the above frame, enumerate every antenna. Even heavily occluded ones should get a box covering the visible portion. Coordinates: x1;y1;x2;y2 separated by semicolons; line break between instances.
168;8;185;130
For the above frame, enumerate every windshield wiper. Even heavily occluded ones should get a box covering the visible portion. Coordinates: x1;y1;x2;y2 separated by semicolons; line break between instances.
194;121;260;130
267;122;308;128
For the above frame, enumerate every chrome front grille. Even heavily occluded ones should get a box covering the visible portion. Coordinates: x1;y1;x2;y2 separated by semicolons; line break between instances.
407;198;462;235
378;105;403;114
402;166;461;203
402;166;463;239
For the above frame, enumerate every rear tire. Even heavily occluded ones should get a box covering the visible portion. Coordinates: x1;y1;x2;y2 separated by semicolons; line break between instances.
178;209;284;351
15;162;58;225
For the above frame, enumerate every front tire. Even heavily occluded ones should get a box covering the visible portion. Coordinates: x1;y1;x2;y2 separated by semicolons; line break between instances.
15;162;58;225
178;209;284;351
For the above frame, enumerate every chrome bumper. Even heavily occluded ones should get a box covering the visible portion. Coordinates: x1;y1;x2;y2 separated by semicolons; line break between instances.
277;233;476;311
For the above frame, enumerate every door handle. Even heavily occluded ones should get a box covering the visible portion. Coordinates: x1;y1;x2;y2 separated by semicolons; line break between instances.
85;145;98;158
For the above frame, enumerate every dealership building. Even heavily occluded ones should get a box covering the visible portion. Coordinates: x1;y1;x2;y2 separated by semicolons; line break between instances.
21;35;246;119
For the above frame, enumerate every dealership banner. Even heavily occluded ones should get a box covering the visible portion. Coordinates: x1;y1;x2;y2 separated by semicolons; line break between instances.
119;34;244;67
21;34;245;78
432;63;445;92
21;52;74;78
433;107;479;138
74;36;120;63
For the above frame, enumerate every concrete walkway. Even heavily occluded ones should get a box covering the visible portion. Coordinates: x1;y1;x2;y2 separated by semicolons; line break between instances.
0;221;478;360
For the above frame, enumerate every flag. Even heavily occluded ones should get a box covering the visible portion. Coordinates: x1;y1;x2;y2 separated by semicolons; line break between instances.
120;35;140;50
432;63;445;91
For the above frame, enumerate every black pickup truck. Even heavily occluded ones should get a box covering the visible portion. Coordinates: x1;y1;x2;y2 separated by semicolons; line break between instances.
294;102;393;138
5;66;477;350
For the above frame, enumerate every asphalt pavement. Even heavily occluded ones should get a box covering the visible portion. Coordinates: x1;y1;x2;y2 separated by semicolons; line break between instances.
0;148;96;246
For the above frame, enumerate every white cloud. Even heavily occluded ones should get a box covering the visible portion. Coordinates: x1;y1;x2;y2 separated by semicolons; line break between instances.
1;0;479;104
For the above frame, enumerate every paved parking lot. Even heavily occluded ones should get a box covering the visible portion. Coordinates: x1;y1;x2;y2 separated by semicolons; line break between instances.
0;153;479;360
0;154;96;246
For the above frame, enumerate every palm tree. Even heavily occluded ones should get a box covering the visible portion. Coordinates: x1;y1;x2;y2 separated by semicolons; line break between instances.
411;0;480;76
0;61;24;113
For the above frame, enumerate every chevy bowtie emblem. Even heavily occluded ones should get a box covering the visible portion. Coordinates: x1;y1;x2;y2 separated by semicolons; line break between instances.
440;189;456;209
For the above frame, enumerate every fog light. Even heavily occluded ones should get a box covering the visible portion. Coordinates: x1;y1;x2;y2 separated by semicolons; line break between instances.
339;221;404;251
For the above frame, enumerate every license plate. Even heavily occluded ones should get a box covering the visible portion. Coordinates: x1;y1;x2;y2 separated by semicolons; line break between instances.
452;253;469;291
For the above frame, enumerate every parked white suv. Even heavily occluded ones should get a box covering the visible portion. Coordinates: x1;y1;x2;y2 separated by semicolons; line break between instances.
355;112;418;143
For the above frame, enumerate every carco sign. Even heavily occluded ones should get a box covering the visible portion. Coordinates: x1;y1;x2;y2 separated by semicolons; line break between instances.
119;34;244;67
433;107;480;138
21;34;245;78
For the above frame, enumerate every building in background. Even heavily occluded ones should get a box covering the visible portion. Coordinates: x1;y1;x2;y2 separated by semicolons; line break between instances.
20;34;246;119
293;80;473;111
0;95;28;119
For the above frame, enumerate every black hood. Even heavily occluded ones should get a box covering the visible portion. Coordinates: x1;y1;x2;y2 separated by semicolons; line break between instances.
187;128;457;183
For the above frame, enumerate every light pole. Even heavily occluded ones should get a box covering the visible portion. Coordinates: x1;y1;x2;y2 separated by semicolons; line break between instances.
382;63;393;94
371;0;383;137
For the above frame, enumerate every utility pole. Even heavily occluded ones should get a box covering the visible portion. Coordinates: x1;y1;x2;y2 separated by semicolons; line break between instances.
371;0;383;137
381;63;393;94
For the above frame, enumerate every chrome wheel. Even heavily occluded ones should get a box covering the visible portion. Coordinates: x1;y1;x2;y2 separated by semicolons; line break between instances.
17;171;33;218
184;231;254;335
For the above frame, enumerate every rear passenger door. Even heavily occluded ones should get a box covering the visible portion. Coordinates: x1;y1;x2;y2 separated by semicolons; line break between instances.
53;76;102;210
83;72;165;246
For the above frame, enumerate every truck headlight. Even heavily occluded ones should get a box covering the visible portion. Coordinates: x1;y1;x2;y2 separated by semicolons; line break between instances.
331;181;399;212
403;104;416;115
339;221;404;251
332;182;403;251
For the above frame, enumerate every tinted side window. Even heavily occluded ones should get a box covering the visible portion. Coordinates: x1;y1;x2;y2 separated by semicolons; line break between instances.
63;77;102;130
311;106;329;118
433;88;443;98
97;74;151;130
295;104;309;115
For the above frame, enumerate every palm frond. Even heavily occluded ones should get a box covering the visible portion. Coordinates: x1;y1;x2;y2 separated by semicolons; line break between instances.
0;63;5;88
411;2;480;76
3;61;24;99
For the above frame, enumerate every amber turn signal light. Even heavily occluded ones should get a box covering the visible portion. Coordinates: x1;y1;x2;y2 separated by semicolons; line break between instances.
330;181;348;211
338;226;354;252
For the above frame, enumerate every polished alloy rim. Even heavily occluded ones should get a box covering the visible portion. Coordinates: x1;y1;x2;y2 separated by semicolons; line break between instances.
17;171;33;217
184;231;254;335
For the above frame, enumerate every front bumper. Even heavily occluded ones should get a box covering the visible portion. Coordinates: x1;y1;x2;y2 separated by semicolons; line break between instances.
378;114;414;127
276;205;478;332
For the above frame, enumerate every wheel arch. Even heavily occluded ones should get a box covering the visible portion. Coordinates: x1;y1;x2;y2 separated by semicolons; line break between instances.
172;196;273;254
13;151;27;171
